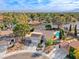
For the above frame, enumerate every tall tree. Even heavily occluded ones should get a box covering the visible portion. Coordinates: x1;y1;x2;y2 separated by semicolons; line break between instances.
13;23;30;43
74;25;77;37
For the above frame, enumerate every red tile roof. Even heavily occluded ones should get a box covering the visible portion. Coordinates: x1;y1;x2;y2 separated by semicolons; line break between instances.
0;30;13;36
28;21;41;25
70;41;79;49
59;42;69;47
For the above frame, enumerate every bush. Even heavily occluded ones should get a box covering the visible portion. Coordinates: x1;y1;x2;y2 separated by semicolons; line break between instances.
37;43;43;48
30;28;34;32
45;24;52;30
0;23;5;30
53;40;60;44
74;49;79;59
46;39;53;47
69;47;76;59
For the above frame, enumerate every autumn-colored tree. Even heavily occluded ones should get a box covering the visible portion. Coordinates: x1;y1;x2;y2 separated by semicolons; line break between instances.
74;49;79;59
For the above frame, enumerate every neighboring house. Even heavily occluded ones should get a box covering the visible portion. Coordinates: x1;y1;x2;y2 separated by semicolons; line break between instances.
0;15;3;23
0;30;13;36
28;21;41;26
59;41;79;55
25;32;46;46
70;41;79;50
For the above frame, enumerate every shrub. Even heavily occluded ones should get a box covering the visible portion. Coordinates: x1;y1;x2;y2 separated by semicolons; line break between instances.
30;28;34;32
69;47;76;59
0;23;5;30
74;49;79;59
46;39;53;47
53;40;60;44
45;24;52;30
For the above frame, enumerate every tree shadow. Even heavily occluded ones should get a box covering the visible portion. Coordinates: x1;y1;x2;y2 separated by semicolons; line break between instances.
31;52;42;58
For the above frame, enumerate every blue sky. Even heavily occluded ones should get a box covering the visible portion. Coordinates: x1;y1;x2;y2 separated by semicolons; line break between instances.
0;0;79;12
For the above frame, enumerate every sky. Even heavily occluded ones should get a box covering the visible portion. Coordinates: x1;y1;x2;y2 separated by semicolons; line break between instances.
0;0;79;12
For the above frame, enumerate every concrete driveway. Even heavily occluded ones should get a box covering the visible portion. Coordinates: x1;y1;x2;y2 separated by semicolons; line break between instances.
3;50;49;59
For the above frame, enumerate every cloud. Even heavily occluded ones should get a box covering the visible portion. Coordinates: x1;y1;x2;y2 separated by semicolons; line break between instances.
0;0;79;12
46;0;79;12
